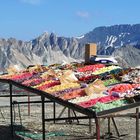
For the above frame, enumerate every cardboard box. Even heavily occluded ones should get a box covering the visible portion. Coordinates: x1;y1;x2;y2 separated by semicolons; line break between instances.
85;43;97;63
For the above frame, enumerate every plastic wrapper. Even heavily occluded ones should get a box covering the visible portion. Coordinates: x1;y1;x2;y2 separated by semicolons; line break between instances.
85;79;107;96
7;65;23;74
41;69;57;80
59;70;78;84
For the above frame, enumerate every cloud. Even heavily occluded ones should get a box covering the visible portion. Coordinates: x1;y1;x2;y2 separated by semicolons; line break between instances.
20;0;41;5
76;11;90;18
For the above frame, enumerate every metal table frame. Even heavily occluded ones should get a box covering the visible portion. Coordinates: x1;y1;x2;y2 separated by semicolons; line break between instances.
0;79;140;140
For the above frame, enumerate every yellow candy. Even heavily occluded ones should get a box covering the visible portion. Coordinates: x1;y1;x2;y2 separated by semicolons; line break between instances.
92;66;121;75
45;83;80;94
33;80;53;88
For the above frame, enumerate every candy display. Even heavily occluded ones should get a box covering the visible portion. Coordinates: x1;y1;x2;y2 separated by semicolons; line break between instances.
59;88;86;100
77;64;105;72
85;79;107;96
69;93;106;104
92;65;122;75
112;89;140;98
45;83;80;94
53;88;80;97
5;72;34;83
0;74;13;79
132;83;140;89
91;100;128;112
59;70;78;84
40;69;57;80
108;84;133;95
103;78;120;86
22;78;45;86
122;69;140;83
34;80;60;91
78;95;119;108
77;74;100;82
0;63;140;112
27;65;48;73
106;83;140;98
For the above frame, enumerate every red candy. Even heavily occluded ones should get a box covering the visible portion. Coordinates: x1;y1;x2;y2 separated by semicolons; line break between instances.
77;64;105;72
78;95;119;108
37;81;60;91
9;72;33;82
22;78;45;86
108;84;133;94
78;75;99;81
132;84;140;89
59;89;86;100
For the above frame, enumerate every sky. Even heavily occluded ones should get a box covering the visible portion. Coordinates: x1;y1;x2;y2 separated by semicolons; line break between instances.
0;0;140;41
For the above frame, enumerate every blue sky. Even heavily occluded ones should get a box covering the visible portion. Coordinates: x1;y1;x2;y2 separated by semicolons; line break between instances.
0;0;140;40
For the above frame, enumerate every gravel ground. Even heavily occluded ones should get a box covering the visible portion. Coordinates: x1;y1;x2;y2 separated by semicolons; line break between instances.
0;96;140;140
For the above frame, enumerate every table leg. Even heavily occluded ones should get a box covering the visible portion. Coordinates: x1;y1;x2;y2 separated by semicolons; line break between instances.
68;108;72;124
10;83;14;138
89;118;92;134
41;96;45;140
53;102;56;124
108;117;110;134
136;108;139;140
95;118;100;140
27;94;30;116
111;117;120;137
57;107;66;119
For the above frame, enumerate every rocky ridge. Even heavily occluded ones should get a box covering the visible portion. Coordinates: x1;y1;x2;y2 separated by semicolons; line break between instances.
1;24;140;71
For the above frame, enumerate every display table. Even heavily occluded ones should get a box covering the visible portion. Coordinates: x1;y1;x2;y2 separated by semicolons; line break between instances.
0;64;140;140
0;78;139;140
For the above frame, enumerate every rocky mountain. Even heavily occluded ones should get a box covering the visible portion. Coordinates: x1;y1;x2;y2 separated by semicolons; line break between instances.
0;33;83;71
79;24;140;46
1;24;140;71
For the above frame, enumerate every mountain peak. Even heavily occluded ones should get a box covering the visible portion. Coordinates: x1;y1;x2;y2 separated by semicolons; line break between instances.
1;24;140;70
39;32;50;39
75;35;85;39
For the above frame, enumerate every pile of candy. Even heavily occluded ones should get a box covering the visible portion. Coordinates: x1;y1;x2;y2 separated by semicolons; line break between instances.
45;83;80;94
77;64;105;72
103;78;120;86
91;100;128;112
122;69;140;83
92;65;122;75
0;63;140;112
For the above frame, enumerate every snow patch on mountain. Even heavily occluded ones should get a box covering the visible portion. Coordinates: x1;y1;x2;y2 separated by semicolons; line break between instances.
106;35;117;47
76;35;85;39
119;33;130;38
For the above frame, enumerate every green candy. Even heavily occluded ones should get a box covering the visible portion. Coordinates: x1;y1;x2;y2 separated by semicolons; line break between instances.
103;78;120;86
91;100;128;112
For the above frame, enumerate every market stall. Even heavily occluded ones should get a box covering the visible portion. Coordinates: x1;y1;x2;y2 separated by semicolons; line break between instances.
0;63;140;140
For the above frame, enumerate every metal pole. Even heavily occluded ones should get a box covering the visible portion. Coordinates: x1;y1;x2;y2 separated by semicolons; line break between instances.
10;83;14;138
68;108;70;118
28;92;30;116
111;117;120;137
13;102;16;123
136;108;139;140
57;107;66;119
89;118;92;134
53;102;56;124
18;103;22;126
72;110;79;124
41;96;45;140
108;117;111;134
95;118;100;140
68;108;72;124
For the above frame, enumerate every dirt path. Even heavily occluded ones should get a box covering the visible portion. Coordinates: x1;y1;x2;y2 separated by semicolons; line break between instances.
0;97;139;140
